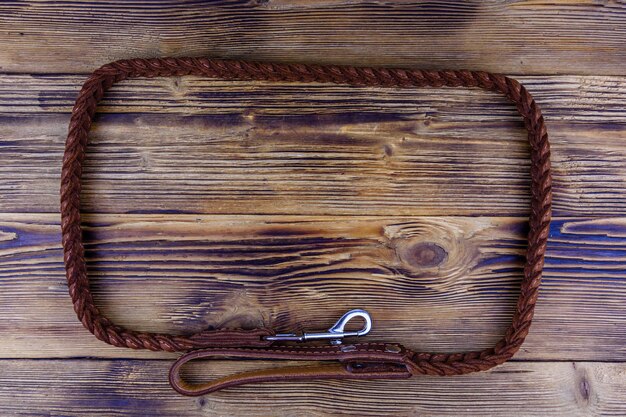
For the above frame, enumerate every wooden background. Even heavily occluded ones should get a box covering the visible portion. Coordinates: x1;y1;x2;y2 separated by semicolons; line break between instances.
1;1;625;416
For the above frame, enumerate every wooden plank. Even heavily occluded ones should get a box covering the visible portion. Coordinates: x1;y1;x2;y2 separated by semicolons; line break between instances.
2;74;626;122
2;2;624;415
1;1;626;75
0;359;622;416
1;213;625;361
2;75;626;216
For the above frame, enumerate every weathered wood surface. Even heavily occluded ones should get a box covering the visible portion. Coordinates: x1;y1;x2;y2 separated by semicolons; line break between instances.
1;213;625;361
0;360;622;416
1;1;626;75
2;1;626;416
1;74;626;216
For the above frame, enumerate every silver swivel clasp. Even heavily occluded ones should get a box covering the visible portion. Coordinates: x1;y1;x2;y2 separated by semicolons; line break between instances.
264;309;372;345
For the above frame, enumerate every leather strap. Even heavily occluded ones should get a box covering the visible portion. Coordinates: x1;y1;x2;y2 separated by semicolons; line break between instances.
169;344;413;396
61;57;552;395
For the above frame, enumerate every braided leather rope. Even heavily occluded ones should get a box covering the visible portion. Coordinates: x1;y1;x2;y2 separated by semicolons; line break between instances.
61;58;551;377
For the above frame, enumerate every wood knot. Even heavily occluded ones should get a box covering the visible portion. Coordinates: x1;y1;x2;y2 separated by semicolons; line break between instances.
169;76;187;97
384;219;482;291
401;242;447;268
573;364;593;407
579;378;590;402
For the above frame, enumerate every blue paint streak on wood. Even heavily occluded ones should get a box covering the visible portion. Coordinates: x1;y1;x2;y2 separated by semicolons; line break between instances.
549;219;626;245
562;219;626;238
0;224;57;251
125;209;197;215
477;254;524;269
543;219;626;286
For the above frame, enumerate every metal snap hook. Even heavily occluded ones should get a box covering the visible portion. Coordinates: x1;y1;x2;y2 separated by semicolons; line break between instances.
264;309;372;345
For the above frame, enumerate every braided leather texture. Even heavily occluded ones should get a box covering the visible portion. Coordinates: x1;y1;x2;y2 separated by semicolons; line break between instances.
61;58;551;377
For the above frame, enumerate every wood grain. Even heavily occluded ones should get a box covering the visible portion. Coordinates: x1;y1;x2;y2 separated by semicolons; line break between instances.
1;1;626;75
0;360;623;416
1;74;626;216
1;213;624;361
2;74;626;122
2;3;625;413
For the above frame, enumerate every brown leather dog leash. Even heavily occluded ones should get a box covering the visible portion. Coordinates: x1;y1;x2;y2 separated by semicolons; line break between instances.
60;58;552;396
